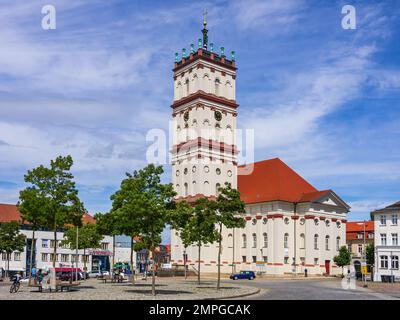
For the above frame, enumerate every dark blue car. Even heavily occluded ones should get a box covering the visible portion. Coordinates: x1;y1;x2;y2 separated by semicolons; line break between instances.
230;271;256;280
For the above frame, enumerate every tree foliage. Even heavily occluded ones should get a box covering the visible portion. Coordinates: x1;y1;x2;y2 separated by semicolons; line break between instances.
333;245;351;275
366;243;374;267
212;183;246;289
20;155;86;267
0;221;26;276
109;164;176;295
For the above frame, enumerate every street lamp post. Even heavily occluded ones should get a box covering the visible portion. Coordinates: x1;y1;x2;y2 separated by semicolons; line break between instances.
76;226;79;282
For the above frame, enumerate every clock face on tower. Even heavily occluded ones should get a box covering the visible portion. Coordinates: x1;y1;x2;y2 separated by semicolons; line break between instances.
214;110;222;121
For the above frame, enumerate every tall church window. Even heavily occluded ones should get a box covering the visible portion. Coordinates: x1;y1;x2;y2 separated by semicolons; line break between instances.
300;233;305;249
325;235;330;251
184;183;188;196
284;233;289;249
252;233;257;248
242;234;247;248
336;236;340;251
185;78;190;95
314;234;319;250
263;233;268;248
203;181;210;195
215;78;220;96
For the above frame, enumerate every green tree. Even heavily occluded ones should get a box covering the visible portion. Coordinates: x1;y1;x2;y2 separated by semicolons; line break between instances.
212;183;246;290
95;211;121;270
61;223;103;273
18;187;48;284
333;245;351;276
168;201;194;279
110;164;176;295
21;155;86;267
0;221;26;277
180;197;219;285
366;243;374;270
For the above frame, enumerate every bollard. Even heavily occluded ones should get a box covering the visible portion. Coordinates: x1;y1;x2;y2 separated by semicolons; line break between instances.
305;269;308;277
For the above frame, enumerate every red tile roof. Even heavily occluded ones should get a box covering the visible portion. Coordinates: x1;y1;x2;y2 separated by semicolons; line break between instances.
238;158;320;204
0;203;95;225
0;203;22;223
346;221;374;233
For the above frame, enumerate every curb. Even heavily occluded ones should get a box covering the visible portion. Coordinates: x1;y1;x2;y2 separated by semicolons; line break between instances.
205;287;262;300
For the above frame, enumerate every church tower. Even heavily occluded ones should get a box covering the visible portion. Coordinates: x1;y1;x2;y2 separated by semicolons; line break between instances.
170;15;239;269
171;15;238;202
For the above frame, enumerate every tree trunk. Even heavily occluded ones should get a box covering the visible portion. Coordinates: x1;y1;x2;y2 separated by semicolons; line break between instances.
112;235;115;271
197;242;201;285
184;246;187;280
217;223;222;290
151;249;156;296
6;253;10;278
53;228;57;268
130;237;135;284
84;248;86;280
29;229;35;285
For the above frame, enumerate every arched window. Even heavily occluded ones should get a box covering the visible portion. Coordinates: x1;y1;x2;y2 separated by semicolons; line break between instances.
284;233;289;249
252;233;257;248
225;80;232;99
185;78;190;95
300;233;306;249
215;78;221;96
216;183;221;196
184;183;188;196
203;74;210;92
336;236;340;251
193;74;198;92
192;181;196;194
325;235;330;251
314;234;319;250
263;233;268;248
227;233;233;248
242;234;247;248
203;181;210;195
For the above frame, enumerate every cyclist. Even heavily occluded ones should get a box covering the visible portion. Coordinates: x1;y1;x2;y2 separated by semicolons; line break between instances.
10;272;23;293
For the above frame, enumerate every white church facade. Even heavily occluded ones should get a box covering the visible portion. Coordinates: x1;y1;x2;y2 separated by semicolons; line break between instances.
170;19;350;276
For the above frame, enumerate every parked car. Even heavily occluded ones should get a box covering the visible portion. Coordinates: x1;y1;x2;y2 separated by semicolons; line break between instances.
230;271;256;280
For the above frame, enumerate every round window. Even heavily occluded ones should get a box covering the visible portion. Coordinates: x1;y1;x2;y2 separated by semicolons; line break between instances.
176;170;180;177
227;170;232;177
204;166;209;173
284;217;290;225
325;220;330;227
263;218;268;225
314;219;319;226
192;166;196;173
300;218;305;225
183;111;189;122
336;221;341;228
252;219;257;225
184;168;188;175
216;168;221;175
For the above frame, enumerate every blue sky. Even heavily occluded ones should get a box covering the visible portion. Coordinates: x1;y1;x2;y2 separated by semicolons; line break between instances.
0;0;399;243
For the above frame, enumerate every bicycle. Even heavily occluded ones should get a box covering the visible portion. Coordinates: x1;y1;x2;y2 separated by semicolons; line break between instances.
9;280;20;293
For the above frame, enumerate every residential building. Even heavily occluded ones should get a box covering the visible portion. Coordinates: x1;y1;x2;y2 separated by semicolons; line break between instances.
170;20;350;276
371;202;400;281
0;203;135;275
346;221;374;271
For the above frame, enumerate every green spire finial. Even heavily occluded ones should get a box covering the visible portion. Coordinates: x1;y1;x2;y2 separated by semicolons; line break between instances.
175;52;179;62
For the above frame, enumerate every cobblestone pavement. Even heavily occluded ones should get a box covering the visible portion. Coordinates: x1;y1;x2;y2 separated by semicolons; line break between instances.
356;281;400;298
228;278;399;300
0;278;259;300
